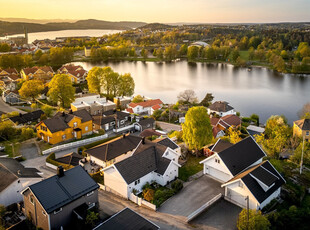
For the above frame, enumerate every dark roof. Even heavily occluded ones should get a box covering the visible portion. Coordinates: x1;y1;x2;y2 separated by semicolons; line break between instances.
250;165;278;187
0;165;18;192
9;110;44;125
208;101;234;113
0;158;41;178
218;137;266;176
28;166;99;213
86;134;142;162
211;139;233;153
154;138;179;150
139;129;162;138
94;208;159;230
72;109;92;123
294;119;310;131
54;152;83;166
242;161;285;203
138;118;155;130
114;140;171;184
42;116;69;133
96;110;129;125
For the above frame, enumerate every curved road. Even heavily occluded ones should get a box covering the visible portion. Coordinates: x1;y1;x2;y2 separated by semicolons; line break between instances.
0;98;26;114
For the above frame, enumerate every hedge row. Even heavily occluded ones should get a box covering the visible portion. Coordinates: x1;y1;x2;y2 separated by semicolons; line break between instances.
46;152;73;170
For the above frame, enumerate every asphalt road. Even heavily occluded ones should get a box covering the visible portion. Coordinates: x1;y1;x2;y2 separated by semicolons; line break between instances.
156;121;182;132
0;98;26;114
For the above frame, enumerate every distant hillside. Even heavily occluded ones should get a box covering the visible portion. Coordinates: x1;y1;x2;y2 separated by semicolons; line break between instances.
0;18;77;24
0;19;147;37
138;23;175;30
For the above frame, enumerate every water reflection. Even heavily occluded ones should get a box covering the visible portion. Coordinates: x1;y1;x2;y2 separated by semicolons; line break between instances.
73;60;310;123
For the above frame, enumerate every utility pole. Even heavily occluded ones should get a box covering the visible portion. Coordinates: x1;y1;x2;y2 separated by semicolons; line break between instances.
246;195;249;230
300;135;305;174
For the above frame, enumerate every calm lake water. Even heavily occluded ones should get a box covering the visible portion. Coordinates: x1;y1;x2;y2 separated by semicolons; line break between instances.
75;60;310;124
2;29;122;43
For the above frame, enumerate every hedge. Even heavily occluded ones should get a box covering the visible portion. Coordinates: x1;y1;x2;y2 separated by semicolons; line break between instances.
90;172;104;185
46;152;73;170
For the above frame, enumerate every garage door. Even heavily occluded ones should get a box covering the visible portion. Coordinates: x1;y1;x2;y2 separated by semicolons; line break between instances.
227;188;247;208
207;166;231;182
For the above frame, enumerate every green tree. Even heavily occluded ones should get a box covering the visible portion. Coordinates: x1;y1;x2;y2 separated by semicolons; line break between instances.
156;48;164;60
179;44;188;56
298;103;310;119
0;121;17;140
21;128;34;141
86;67;103;94
226;126;242;144
250;114;260;126
47;74;75;108
292;142;310;165
0;43;11;52
164;44;177;61
182;106;213;155
204;47;215;60
41;105;54;117
141;48;148;60
187;46;199;61
85;210;99;228
132;95;144;103
200;93;214;107
237;209;270;230
49;47;74;65
231;48;240;62
118;73;135;97
128;47;136;57
18;80;44;102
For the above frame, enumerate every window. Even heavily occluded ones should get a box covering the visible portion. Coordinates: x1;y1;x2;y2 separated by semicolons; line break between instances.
215;159;220;164
29;196;34;205
134;179;140;185
85;126;88;131
306;131;310;136
53;208;62;214
87;191;94;197
73;122;77;127
62;134;66;140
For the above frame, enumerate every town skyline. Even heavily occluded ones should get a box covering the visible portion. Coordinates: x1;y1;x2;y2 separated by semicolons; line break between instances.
1;0;310;23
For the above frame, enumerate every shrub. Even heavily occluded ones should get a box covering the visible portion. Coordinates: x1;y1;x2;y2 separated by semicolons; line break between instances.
153;189;175;207
46;152;73;170
242;117;251;122
21;127;35;141
90;172;104;184
171;180;183;193
143;188;155;202
142;182;152;190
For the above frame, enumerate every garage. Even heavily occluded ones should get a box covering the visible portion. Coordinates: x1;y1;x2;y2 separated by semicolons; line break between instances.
205;165;231;182
226;188;247;208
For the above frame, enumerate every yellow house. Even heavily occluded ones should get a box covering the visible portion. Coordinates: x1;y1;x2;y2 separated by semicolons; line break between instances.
36;109;93;145
293;118;310;141
21;66;54;83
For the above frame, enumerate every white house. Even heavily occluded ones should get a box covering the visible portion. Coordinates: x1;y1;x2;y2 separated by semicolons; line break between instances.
200;137;285;210
208;101;236;117
103;139;181;198
127;99;163;115
0;158;42;206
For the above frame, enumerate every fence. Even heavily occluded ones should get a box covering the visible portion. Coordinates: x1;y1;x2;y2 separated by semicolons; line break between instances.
113;124;134;133
128;193;157;211
42;134;108;155
187;193;222;222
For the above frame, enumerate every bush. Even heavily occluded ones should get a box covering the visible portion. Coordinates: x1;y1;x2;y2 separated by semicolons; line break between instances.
242;117;251;122
21;127;35;141
153;189;175;207
90;172;104;184
46;152;73;170
143;188;155;202
171;180;183;193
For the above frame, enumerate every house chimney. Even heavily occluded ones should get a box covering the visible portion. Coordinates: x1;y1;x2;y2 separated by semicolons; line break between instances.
123;133;126;139
69;109;73;114
57;166;64;177
142;137;145;144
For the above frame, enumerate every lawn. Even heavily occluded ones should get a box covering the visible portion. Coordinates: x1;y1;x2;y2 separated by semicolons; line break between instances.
239;51;249;60
2;141;21;157
179;154;204;181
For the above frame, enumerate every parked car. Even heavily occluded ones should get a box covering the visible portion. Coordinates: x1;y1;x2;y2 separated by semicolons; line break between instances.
0;146;5;151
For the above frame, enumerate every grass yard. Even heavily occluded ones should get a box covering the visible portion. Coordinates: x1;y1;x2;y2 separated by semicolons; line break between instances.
239;50;249;60
2;141;21;157
179;154;204;181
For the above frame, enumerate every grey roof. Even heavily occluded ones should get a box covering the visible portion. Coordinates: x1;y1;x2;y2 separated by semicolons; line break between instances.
211;139;233;153
155;138;179;150
42;116;69;133
86;134;142;162
208;101;234;113
218;137;266;176
55;152;83;166
9;110;44;124
94;207;159;230
0;165;18;192
138;118;155;130
0;158;41;178
242;161;285;203
72;109;92;123
28;166;99;213
114;140;171;184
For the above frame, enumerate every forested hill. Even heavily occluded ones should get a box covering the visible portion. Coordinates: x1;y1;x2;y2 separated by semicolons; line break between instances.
0;19;147;37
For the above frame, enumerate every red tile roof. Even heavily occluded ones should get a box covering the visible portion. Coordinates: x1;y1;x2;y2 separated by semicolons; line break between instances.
129;99;163;109
22;66;54;75
221;114;241;127
210;117;219;127
58;64;87;79
126;108;134;114
152;104;161;110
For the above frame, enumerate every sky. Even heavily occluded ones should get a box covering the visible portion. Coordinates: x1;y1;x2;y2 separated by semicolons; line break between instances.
1;0;309;23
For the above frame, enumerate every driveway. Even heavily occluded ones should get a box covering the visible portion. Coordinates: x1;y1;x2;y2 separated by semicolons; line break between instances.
0;98;26;114
156;121;182;132
20;140;40;159
159;175;224;219
190;199;241;230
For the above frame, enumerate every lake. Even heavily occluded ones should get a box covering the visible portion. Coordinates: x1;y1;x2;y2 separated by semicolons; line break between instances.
74;60;310;124
2;29;122;43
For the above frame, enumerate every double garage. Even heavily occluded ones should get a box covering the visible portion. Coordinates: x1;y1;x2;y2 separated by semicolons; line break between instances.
204;165;231;182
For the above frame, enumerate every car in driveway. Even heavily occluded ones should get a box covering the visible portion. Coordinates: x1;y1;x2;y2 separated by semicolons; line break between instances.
0;146;5;151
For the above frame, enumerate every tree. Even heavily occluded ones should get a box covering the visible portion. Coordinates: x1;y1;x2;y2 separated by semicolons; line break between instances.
164;44;177;61
292;142;310;165
182;106;213;156
128;47;136;57
156;48;164;60
204;47;215;60
47;74;75;108
200;93;214;107
86;67;103;94
0;121;17;140
141;48;148;60
298;103;310;119
132;95;144;103
179;44;188;56
177;89;198;105
237;209;270;230
226;126;242;144
231;48;240;62
118;73;135;97
41;105;54;117
18;80;44;102
255;115;290;158
187;46;199;61
250;114;260;126
85;210;99;228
